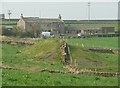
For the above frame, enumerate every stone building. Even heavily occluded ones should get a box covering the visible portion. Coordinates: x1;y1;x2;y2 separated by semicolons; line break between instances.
80;27;115;35
17;14;64;37
17;14;116;38
64;26;115;38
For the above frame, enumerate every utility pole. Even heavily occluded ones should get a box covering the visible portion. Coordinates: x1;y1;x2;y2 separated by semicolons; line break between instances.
88;2;91;22
88;2;91;37
8;10;12;23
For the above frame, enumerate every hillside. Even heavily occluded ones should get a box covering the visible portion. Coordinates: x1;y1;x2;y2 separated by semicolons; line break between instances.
2;37;119;86
69;45;118;72
2;38;64;71
22;39;61;61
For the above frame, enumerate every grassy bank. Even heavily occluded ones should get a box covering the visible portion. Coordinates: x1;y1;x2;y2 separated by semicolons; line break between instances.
2;38;119;86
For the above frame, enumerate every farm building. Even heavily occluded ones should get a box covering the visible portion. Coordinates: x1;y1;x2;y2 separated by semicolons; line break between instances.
80;27;115;34
64;26;115;38
63;19;116;38
17;14;64;37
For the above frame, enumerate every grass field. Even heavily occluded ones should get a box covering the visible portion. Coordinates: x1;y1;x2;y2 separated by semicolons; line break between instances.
69;45;118;72
1;19;18;25
66;37;118;72
65;23;118;31
2;39;63;70
2;37;119;86
66;37;118;49
2;69;118;86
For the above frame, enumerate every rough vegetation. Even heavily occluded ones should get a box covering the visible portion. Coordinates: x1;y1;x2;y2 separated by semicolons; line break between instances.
21;39;62;61
1;37;119;86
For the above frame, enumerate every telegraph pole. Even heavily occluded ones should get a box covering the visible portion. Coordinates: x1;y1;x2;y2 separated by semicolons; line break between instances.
8;10;12;23
88;2;91;37
88;2;91;22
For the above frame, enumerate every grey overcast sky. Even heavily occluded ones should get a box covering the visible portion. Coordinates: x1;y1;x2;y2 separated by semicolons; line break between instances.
0;0;119;20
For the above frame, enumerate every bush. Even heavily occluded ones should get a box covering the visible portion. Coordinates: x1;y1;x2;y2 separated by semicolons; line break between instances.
20;32;34;38
2;26;34;38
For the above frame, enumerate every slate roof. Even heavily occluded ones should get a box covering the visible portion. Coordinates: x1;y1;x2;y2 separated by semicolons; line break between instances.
23;17;64;23
23;17;39;22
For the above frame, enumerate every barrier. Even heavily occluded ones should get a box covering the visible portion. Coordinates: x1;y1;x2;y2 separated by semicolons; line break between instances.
1;40;35;45
65;65;120;78
61;40;71;64
88;47;120;54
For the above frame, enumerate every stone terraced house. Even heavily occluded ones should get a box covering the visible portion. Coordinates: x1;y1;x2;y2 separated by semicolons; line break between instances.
17;14;64;37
